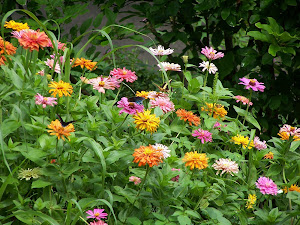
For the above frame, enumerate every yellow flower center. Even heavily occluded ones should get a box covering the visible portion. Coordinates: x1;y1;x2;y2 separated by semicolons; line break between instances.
94;213;100;217
122;70;127;75
98;81;105;86
144;148;153;155
249;79;256;85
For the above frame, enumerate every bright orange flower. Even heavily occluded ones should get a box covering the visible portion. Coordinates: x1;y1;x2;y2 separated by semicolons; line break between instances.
133;145;163;167
264;152;274;159
182;151;208;170
176;109;200;126
47;119;75;141
0;37;17;65
201;103;227;119
72;58;97;71
283;184;300;194
278;131;300;141
18;29;50;51
48;80;73;97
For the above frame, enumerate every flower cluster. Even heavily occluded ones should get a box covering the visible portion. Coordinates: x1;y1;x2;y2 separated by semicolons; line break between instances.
245;194;257;209
278;124;300;141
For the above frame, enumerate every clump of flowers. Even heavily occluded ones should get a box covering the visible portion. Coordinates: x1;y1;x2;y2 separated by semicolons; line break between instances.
256;177;278;195
283;184;300;193
35;93;57;108
264;151;274;159
132;110;160;133
201;46;224;60
182;151;208;170
0;37;17;65
86;208;108;220
171;168;180;182
16;29;50;51
234;95;253;106
199;61;218;74
133;145;163;167
88;76;120;93
212;158;239;176
192;128;213;144
4;20;29;31
18;168;41;180
176;109;201;126
129;176;141;185
72;58;97;71
149;45;174;56
48;80;73;97
201;103;227;119
231;134;254;149
150;97;175;114
136;91;150;99
152;143;171;159
245;194;257;209
110;67;137;83
47;119;75;141
253;136;267;150
117;97;144;115
157;62;181;71
278;124;300;141
239;77;266;92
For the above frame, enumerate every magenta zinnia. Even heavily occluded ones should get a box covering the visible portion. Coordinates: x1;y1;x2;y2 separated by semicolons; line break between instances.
239;77;265;92
201;46;224;60
192;128;212;144
110;67;137;83
86;208;108;220
212;158;239;176
256;177;278;195
117;97;144;115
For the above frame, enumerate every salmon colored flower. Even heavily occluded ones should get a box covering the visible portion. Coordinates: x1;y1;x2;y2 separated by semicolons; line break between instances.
234;95;253;106
110;67;137;83
72;58;97;71
18;29;50;51
129;176;141;185
47;40;66;50
48;80;73;97
182;151;208;170
231;134;254;149
176;109;200;126
264;152;274;159
133;145;163;167
0;37;17;65
4;20;29;31
47;119;75;141
150;97;175;114
133;110;160;133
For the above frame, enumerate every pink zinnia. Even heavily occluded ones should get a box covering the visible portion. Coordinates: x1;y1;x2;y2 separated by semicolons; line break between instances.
148;91;169;100
239;77;265;92
110;67;137;83
279;124;300;136
89;220;108;225
255;177;278;195
35;93;57;108
17;29;50;51
201;46;224;60
157;62;181;71
150;97;175;114
171;168;180;182
212;158;239;176
37;70;45;76
86;208;108;220
89;76;120;93
44;58;61;74
129;176;141;185
117;97;144;115
192;128;213;144
234;95;253;106
253;136;267;150
47;40;66;50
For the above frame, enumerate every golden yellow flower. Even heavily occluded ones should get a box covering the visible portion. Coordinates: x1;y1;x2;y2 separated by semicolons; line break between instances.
264;151;274;159
278;131;300;141
133;110;160;133
182;151;208;170
283;184;300;193
231;134;254;149
133;145;163;167
47;119;75;141
72;58;97;71
246;194;256;209
201;103;227;119
136;91;150;99
48;80;73;97
4;20;29;31
176;109;201;126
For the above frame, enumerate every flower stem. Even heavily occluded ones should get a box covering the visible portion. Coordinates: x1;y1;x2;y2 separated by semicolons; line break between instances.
242;90;252;126
203;70;209;88
108;114;129;134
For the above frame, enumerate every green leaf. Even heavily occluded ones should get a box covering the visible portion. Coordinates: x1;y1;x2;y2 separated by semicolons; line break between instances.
32;180;52;189
249;15;260;24
152;212;167;221
185;210;200;218
290;141;300;152
184;71;192;83
105;8;117;25
177;215;191;225
268;44;281;56
93;13;104;28
188;78;200;93
269;95;281;110
267;17;280;33
80;18;93;34
16;0;26;5
127;217;142;225
247;31;269;42
221;8;230;20
266;164;281;176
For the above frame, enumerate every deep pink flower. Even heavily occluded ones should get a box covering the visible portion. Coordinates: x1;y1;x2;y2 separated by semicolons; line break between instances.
89;76;120;93
256;177;278;195
129;176;141;185
201;46;224;60
150;97;175;113
234;95;253;106
117;97;144;115
35;93;57;108
89;220;108;225
239;77;265;92
171;168;180;182
192;128;213;144
253;136;267;150
86;208;108;220
110;67;137;83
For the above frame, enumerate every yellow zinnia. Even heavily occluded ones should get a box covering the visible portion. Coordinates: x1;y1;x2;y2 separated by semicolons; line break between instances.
182;151;208;170
136;91;150;99
246;194;256;209
72;58;97;71
4;20;29;31
133;110;160;133
231;134;254;149
201;103;227;119
48;80;73;97
47;119;75;141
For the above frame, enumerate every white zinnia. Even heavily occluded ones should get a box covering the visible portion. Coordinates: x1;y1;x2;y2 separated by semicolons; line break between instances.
199;61;218;74
157;62;181;71
152;143;171;159
149;45;174;56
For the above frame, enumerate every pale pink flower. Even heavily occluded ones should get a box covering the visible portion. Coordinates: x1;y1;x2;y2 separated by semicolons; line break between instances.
157;62;181;71
149;45;174;56
86;209;108;220
147;91;169;100
89;76;120;93
44;58;61;74
199;61;218;74
150;97;175;113
192;129;213;144
279;124;300;136
80;76;90;84
47;40;66;50
110;67;137;83
35;93;57;108
253;136;267;150
50;54;65;64
117;97;144;115
129;176;141;185
37;70;45;76
152;143;171;159
89;220;108;225
11;29;34;39
234;95;253;106
256;177;278;195
239;77;265;92
201;46;224;60
171;168;180;182
212;158;239;176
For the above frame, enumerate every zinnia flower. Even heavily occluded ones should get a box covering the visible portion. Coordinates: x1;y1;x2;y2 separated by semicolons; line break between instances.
278;131;300;141
117;97;144;115
0;37;17;65
157;62;181;71
47;40;66;50
80;76;90;84
129;176;141;185
171;168;180;182
256;177;278;195
48;80;73;97
283;184;300;194
253;136;267;150
136;91;150;99
152;143;171;159
182;151;208;170
176;109;200;126
264;151;274;159
4;20;29;31
89;220;108;225
18;168;41;180
45;58;61;74
47;119;75;141
234;95;253;106
279;124;300;136
133;110;160;133
150;97;175;114
88;76;120;93
199;61;218;74
231;134;254;149
86;208;108;220
35;93;57;108
245;194;257;209
147;91;169;100
149;45;174;56
201;103;227;119
239;77;265;92
212;158;239;176
192;129;213;144
110;67;137;83
201;46;224;60
17;29;50;51
72;58;97;71
133;145;163;167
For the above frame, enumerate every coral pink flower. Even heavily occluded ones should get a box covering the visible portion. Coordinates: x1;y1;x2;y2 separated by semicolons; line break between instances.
256;177;278;195
45;58;61;74
149;45;174;56
89;76;120;93
212;158;239;176
192;129;213;144
150;97;175;113
129;176;141;185
35;93;57;108
17;29;50;51
86;208;108;220
234;95;253;106
148;91;169;100
201;46;224;60
117;97;144;115
157;62;181;71
37;70;45;76
89;220;108;225
239;77;265;92
110;67;137;83
47;40;66;50
253;136;267;150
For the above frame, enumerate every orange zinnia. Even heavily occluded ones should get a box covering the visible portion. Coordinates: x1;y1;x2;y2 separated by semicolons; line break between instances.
72;58;97;71
18;29;50;51
176;109;200;126
48;80;73;97
182;151;208;170
0;37;17;65
133;145;163;167
47;119;75;141
264;151;274;159
201;103;227;119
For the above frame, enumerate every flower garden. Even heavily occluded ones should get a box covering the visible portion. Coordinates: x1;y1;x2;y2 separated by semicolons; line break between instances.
0;4;300;225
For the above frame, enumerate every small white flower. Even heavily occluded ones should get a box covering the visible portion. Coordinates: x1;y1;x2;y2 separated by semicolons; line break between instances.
199;61;218;74
149;45;174;56
277;189;283;194
152;143;171;159
157;62;181;71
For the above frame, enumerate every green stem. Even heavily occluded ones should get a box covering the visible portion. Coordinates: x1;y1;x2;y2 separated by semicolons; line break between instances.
203;70;209;88
108;114;129;134
242;90;252;126
122;82;135;95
